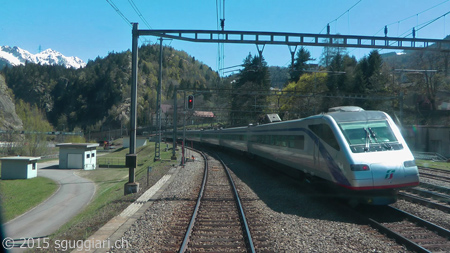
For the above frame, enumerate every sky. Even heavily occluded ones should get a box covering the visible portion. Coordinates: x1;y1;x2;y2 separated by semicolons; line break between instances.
1;0;450;75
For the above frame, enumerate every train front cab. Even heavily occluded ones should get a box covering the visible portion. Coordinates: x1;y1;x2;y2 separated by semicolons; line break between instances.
329;111;420;205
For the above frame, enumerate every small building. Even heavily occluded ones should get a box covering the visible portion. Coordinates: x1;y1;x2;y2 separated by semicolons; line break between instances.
56;143;99;170
0;156;40;179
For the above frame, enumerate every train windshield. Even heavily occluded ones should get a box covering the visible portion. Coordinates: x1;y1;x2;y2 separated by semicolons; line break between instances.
339;120;402;153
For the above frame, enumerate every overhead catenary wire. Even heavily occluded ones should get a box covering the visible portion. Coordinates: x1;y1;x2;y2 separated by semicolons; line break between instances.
319;0;363;34
127;0;152;29
372;0;450;37
106;0;132;27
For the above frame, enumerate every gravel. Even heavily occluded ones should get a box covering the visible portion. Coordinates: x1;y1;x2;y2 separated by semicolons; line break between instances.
113;150;450;252
114;154;204;252
392;175;450;232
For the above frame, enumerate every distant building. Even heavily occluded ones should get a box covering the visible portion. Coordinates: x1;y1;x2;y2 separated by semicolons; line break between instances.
122;137;147;148
404;125;450;158
0;156;40;179
56;143;99;170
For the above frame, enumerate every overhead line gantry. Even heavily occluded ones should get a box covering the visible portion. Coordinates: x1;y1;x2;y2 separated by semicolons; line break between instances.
136;29;450;51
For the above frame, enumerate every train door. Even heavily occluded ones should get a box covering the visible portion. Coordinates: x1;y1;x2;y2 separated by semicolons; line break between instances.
313;139;320;167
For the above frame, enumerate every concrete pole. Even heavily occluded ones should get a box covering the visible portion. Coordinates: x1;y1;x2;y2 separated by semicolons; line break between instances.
125;23;139;195
171;87;177;160
154;38;163;161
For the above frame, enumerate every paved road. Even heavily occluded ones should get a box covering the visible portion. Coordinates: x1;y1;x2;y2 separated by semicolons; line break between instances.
3;160;96;243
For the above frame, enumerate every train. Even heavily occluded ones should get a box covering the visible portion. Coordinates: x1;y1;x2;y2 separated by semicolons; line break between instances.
179;106;420;205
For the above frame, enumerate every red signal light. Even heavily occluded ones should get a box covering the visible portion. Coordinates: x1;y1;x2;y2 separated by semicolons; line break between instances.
187;95;194;110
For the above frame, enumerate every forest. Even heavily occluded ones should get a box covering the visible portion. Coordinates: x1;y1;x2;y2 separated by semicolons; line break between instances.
1;42;450;144
1;44;219;133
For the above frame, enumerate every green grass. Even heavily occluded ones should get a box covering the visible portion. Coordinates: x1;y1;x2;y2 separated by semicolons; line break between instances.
48;141;178;245
0;176;58;221
416;159;450;171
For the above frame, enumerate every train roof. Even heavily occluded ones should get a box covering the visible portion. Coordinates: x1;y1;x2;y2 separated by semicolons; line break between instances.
327;110;388;123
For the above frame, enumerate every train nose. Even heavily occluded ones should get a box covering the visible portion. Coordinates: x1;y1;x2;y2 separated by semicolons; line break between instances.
370;162;406;187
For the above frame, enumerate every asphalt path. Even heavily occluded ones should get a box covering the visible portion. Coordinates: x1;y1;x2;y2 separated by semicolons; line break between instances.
3;160;96;244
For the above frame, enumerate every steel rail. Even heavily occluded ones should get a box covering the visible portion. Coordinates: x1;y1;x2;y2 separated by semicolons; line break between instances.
367;218;431;253
389;206;450;239
216;153;256;253
367;206;450;252
178;148;208;253
398;191;450;213
419;182;450;194
420;172;450;183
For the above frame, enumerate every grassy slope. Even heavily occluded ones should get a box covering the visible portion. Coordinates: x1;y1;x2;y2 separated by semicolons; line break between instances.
416;160;450;171
0;176;58;221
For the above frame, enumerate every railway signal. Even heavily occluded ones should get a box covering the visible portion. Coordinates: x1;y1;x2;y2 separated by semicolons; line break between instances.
187;95;194;110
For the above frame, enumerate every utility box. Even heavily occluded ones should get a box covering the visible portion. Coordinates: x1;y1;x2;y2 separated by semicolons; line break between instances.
264;114;282;124
56;143;99;170
0;156;40;179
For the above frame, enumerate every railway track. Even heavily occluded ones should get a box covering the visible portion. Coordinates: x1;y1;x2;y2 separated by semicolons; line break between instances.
419;167;450;183
399;185;450;213
165;149;255;252
359;205;450;252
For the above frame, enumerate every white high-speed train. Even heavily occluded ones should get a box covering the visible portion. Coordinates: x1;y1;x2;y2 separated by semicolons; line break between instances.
182;106;420;205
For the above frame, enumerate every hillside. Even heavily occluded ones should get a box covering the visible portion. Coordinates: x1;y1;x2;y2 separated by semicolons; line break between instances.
0;44;219;132
0;75;22;130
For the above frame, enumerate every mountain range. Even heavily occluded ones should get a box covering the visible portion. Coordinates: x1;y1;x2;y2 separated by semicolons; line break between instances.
0;46;86;69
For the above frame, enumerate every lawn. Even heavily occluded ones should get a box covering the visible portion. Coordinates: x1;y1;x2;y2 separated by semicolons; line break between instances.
0;176;58;222
416;159;450;171
48;141;178;244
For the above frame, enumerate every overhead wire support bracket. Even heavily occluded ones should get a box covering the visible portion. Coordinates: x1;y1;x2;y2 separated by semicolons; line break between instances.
137;29;450;51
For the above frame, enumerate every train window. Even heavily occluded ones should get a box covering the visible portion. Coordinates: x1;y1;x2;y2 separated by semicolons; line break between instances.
309;124;340;151
280;136;287;147
339;120;397;145
289;135;305;149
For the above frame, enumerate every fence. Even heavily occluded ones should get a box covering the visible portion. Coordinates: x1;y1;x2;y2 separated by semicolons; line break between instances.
97;157;126;168
413;151;448;162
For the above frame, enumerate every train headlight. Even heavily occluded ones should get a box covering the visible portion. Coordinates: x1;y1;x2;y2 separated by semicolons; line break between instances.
350;164;370;171
403;160;416;167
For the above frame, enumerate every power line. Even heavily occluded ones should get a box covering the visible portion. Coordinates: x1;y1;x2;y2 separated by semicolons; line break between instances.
127;0;152;29
373;0;450;36
106;0;132;27
319;0;363;34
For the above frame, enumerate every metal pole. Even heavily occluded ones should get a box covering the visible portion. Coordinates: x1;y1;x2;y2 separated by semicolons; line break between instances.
125;23;139;195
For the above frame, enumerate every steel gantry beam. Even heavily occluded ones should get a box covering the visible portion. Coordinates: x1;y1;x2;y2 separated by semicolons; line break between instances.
137;29;450;51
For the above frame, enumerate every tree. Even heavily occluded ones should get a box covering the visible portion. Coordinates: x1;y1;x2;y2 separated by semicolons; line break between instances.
320;36;348;68
230;53;270;126
289;47;312;83
280;72;328;119
15;100;53;156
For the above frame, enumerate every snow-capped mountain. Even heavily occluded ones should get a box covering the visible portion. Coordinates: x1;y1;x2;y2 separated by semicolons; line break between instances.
0;46;86;69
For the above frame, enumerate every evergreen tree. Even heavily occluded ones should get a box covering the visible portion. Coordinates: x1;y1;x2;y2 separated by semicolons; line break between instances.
289;47;311;83
230;53;270;126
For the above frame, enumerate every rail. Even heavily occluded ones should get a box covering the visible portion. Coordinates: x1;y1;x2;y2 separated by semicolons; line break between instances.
366;206;450;252
178;148;208;252
178;149;255;252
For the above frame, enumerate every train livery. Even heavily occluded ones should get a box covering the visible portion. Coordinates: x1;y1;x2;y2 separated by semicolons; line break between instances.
181;106;420;205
